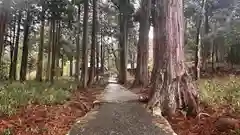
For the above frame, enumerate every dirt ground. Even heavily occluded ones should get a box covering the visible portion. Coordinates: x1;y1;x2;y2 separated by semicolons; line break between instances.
0;88;102;135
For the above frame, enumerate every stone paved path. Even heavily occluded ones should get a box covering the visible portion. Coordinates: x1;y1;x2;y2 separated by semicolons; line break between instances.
68;82;176;135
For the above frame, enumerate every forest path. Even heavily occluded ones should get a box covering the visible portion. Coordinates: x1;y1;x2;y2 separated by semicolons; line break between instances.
68;80;176;135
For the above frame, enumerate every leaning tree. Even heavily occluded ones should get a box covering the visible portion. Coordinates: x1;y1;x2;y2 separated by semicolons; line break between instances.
148;0;199;117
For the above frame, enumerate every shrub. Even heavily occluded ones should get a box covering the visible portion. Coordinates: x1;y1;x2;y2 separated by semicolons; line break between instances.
0;80;74;116
198;76;240;112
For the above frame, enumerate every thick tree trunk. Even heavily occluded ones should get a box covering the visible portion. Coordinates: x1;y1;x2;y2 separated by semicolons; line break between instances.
133;0;151;87
20;9;31;82
75;5;81;81
88;0;97;86
148;0;199;117
118;0;128;84
46;22;53;81
36;4;45;81
81;0;89;88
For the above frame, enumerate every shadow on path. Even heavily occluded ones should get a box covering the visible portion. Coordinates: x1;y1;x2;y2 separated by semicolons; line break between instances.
68;83;176;135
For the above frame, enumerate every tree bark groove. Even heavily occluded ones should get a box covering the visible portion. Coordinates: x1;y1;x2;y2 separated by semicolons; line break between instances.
133;0;151;88
148;0;199;117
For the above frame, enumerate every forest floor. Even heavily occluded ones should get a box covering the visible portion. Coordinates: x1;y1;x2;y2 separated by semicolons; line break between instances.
130;69;240;135
0;79;103;135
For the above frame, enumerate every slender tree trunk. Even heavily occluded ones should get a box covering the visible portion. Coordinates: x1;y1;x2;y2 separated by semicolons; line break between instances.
81;0;89;88
75;5;81;81
0;0;11;62
46;22;53;81
50;19;56;83
118;0;128;84
36;4;45;81
133;0;151;87
20;9;31;82
55;21;61;80
11;11;22;80
88;0;97;86
194;0;206;80
99;11;105;74
150;0;158;87
211;37;215;72
9;13;17;80
215;39;219;63
61;54;64;76
194;19;202;80
69;56;73;76
100;27;104;73
202;3;210;71
8;26;14;79
96;21;100;81
148;0;199;117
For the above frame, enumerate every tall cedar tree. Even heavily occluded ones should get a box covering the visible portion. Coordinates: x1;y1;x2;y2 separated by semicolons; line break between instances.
88;0;97;86
148;0;199;117
118;0;129;84
133;0;151;87
20;6;31;82
36;1;46;81
81;0;89;88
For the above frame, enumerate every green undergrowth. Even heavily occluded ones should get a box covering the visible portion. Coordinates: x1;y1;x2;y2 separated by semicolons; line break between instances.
0;79;77;116
198;76;240;112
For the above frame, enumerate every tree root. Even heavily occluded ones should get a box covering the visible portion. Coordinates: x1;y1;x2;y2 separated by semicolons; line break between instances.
197;112;211;121
147;71;199;118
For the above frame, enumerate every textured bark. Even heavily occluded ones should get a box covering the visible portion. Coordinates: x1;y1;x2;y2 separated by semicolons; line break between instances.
20;9;31;82
81;0;89;88
148;0;199;117
36;4;45;81
88;0;97;86
133;0;151;87
118;0;129;84
75;5;81;81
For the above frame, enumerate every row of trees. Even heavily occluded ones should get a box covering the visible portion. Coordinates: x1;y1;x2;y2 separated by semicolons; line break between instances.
0;0;138;85
0;0;107;88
